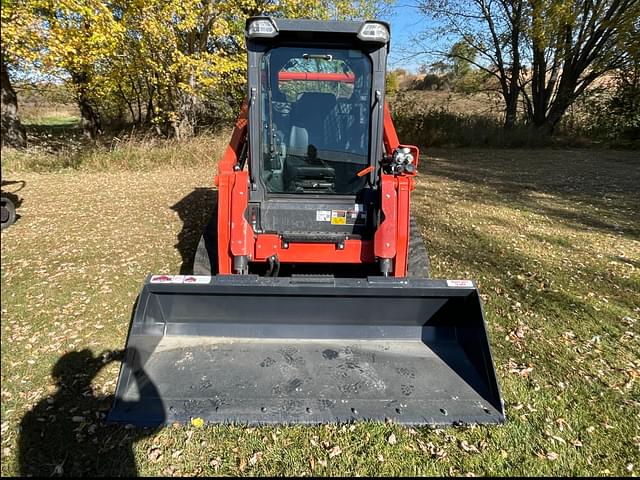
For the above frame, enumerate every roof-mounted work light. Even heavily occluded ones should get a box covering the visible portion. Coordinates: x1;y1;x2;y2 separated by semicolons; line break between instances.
247;18;279;38
357;22;389;43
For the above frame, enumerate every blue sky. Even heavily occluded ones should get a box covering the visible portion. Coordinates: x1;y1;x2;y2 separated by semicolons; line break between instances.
379;2;443;72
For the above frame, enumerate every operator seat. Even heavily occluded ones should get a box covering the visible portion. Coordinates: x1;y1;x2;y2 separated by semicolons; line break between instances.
288;92;337;155
285;92;337;192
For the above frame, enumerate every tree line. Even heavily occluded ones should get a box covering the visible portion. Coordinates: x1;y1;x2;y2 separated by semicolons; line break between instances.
2;0;638;147
1;0;382;147
417;0;639;136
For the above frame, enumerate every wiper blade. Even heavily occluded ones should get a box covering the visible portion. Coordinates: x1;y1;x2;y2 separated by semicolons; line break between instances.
302;53;333;60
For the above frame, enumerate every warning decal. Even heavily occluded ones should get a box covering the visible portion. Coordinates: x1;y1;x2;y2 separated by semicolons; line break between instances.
316;210;331;222
151;275;184;284
331;210;347;225
151;275;211;284
446;279;474;288
183;275;211;284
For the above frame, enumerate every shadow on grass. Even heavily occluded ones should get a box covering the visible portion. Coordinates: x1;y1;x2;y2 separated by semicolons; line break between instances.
414;213;629;365
23;118;86;153
17;349;161;476
171;188;218;274
23;117;80;132
423;149;640;239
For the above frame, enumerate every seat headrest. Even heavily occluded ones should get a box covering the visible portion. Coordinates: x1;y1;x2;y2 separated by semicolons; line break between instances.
291;92;336;116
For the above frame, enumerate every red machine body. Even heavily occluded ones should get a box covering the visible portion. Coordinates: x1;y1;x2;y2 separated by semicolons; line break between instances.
214;100;419;277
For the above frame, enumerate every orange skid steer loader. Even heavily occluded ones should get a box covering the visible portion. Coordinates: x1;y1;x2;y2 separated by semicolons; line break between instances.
108;17;505;426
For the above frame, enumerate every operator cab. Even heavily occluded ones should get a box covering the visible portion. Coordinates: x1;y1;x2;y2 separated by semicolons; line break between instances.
245;17;390;249
260;47;372;195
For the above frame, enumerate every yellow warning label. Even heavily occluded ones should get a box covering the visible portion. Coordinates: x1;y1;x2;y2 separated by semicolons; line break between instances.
331;210;347;225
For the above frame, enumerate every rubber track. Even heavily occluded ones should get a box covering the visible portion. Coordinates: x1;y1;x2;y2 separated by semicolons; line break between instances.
192;201;219;275
406;216;430;278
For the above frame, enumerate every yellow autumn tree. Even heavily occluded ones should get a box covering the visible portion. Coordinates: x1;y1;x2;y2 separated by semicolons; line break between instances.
3;0;388;139
3;0;125;138
2;0;42;146
113;0;385;138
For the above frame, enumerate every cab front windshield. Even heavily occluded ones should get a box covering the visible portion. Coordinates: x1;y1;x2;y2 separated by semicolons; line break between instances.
260;47;372;194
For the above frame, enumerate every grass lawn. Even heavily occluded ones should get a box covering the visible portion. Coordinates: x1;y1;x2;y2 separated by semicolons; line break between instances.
1;145;639;476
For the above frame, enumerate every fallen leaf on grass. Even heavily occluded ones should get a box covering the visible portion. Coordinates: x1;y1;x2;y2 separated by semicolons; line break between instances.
417;439;447;460
555;418;569;431
190;417;204;428
508;362;534;377
148;447;163;463
328;446;342;458
210;457;221;471
459;440;479;453
249;451;263;466
172;450;182;459
546;452;559;461
388;433;397;445
377;453;384;462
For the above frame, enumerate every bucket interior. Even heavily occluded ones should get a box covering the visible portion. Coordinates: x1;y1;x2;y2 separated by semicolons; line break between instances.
108;280;504;426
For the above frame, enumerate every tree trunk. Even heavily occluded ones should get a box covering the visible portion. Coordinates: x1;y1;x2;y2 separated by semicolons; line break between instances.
536;97;571;136
1;52;26;148
174;100;196;139
71;71;102;139
504;1;522;130
78;92;102;139
173;73;197;139
504;91;519;129
117;82;136;123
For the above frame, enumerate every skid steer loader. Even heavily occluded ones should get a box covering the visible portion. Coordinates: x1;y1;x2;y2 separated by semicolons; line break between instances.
108;17;505;426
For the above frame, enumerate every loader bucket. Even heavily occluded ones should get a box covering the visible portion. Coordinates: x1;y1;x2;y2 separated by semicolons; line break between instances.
107;276;505;426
